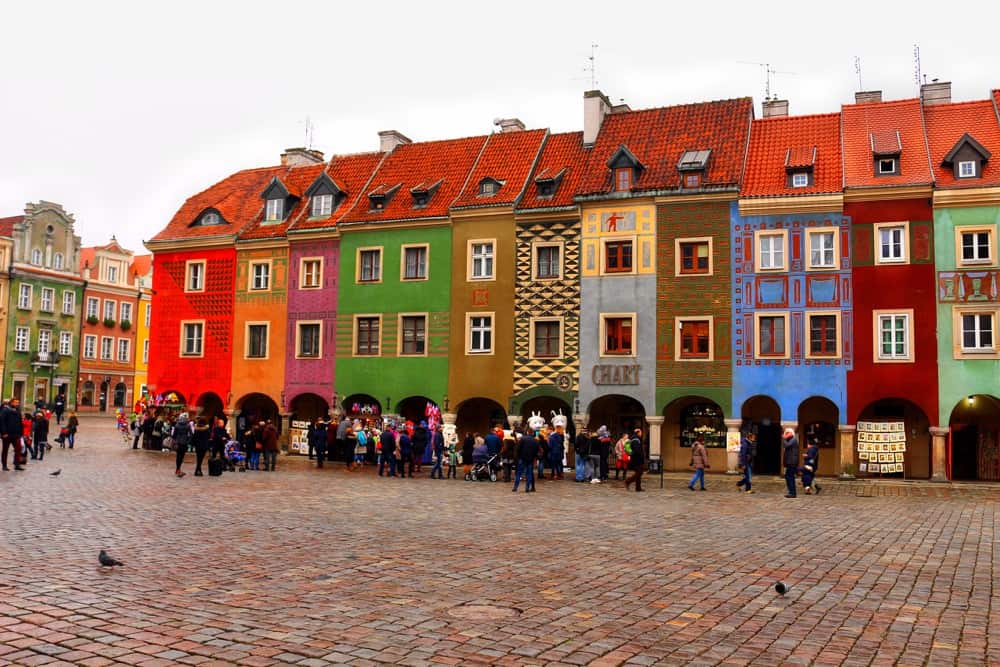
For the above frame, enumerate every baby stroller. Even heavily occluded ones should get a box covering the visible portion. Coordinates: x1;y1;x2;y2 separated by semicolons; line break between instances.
468;451;500;482
224;440;246;472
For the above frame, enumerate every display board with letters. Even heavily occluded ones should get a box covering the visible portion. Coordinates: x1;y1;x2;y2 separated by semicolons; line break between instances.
856;421;906;477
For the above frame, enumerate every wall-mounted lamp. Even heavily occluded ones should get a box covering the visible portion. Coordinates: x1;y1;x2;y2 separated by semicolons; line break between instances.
967;395;975;406
442;394;449;411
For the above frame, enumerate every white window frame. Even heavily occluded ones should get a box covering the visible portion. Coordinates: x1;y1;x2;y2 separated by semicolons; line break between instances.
117;338;131;363
791;172;809;188
31;248;41;265
145;303;152;327
299;257;323;290
53;252;64;270
295;321;323;359
100;336;113;361
40;287;55;312
59;331;73;356
466;312;495;355
107;264;119;283
878;158;897;175
806;228;838;270
17;284;32;310
185;260;206;292
143;339;149;364
244;321;270;360
955;225;997;268
753;311;791;360
249;261;271;291
83;334;97;359
599;312;638;358
958;161;976;178
804;310;842;360
874;221;909;265
398;312;429;357
675;316;714;362
120;302;133;324
14;327;29;353
673;237;714;277
356;247;383;284
755;229;788;272
103;299;117;322
62;290;75;315
953;306;999;359
37;329;51;356
531;242;564;281
873;309;914;363
265;198;284;221
311;193;334;217
353;314;382;357
87;297;99;319
180;320;205;358
468;239;496;281
400;244;430;281
529;316;564;359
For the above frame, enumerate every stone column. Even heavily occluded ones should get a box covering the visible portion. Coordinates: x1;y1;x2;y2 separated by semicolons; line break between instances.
929;426;949;482
724;418;742;474
646;416;664;461
442;412;456;427
838;424;856;479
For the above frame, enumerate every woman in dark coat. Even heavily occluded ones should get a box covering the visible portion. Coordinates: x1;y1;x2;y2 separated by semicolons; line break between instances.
309;419;328;468
191;416;211;476
461;432;475;479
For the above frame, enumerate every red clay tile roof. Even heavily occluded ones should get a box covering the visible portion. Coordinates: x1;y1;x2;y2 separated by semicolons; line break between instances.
870;129;902;155
841;98;933;188
518;131;588;210
338;136;487;225
238;163;326;241
130;254;152;279
742;113;842;198
451;129;547;209
576;98;753;197
289;152;385;232
0;215;23;238
923;99;1000;188
79;247;95;271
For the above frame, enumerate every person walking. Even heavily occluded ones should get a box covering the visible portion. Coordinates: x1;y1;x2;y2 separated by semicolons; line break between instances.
513;429;538;492
412;421;429;473
262;420;279;471
32;411;49;461
64;412;79;449
613;432;630;480
429;424;445;479
687;435;709;491
548;425;565;480
574;427;590;482
150;412;166;451
140;410;155;449
1;398;24;471
737;431;755;494
802;438;822;495
461;432;474;480
597;426;611;481
782;427;800;498
171;412;194;476
210;417;229;461
336;418;349;467
398;428;413;478
501;430;516;482
446;430;458;479
190;416;211;476
53;393;66;425
379;424;397;477
310;419;328;468
624;428;645;492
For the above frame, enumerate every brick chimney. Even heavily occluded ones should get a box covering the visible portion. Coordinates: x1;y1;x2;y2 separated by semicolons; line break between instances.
583;90;612;146
762;99;789;118
495;118;526;133
921;80;952;106
854;90;883;104
281;147;325;167
379;130;412;153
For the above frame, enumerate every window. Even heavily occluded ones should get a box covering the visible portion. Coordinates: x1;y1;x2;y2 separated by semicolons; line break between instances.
756;314;788;358
311;193;334;217
54;253;63;270
103;300;116;321
200;211;221;226
265;198;284;221
355;317;380;355
300;258;322;289
31;248;41;265
757;231;787;271
100;336;113;361
468;314;493;354
37;330;51;355
531;319;561;358
808;313;839;357
602;316;634;356
479;180;498;196
107;265;118;283
961;313;994;352
678;319;711;359
677;240;710;275
875;311;912;361
791;172;809;188
249;262;270;290
186;261;205;292
117;339;131;363
143;339;149;364
874;222;908;264
878;158;897;174
145;303;151;327
83;334;97;359
246;324;268;359
358;249;382;283
59;332;73;356
15;327;29;352
18;284;31;309
534;244;561;280
400;315;426;355
297;322;321;358
959;161;976;178
86;298;98;319
957;227;995;266
181;322;204;356
808;230;837;269
684;173;701;188
120;302;133;324
615;167;632;191
604;240;634;273
62;291;75;315
40;288;54;312
402;245;428;280
469;241;495;280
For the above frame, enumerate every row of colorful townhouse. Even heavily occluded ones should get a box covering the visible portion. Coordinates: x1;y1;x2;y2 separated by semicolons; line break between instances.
0;205;152;414
145;81;1000;482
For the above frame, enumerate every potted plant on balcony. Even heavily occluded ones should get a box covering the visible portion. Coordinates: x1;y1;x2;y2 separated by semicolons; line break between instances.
120;320;132;331
103;317;116;328
86;315;99;325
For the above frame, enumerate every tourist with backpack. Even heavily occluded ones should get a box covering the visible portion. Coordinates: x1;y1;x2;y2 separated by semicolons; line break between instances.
737;431;755;493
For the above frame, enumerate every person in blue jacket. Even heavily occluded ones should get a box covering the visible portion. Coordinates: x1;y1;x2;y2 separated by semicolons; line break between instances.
802;437;822;495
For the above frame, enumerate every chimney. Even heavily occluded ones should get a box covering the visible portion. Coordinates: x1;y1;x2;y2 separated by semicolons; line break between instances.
762;99;789;118
583;89;612;146
921;80;952;106
854;90;883;105
379;130;412;153
280;147;325;167
495;118;526;133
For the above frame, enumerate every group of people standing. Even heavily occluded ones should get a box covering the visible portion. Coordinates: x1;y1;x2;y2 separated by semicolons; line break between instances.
0;395;78;472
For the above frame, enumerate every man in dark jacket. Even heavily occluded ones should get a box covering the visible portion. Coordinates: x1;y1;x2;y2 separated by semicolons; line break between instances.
513;431;538;492
624;428;645;492
1;398;25;471
737;431;755;493
53;393;66;425
379;425;397;477
782;428;800;498
412;421;429;472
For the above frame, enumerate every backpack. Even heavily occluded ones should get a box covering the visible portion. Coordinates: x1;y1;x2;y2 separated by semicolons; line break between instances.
173;421;191;446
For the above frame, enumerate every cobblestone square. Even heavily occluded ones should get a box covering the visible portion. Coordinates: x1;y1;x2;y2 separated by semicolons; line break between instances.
1;417;998;666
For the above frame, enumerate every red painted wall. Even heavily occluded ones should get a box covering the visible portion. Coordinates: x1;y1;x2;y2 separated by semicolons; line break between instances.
148;247;236;406
846;198;938;424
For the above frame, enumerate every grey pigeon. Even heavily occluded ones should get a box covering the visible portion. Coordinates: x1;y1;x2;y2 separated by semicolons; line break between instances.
99;550;123;567
774;581;787;596
50;469;61;476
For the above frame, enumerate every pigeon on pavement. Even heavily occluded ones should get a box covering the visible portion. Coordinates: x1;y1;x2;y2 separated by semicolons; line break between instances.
50;469;61;476
774;581;787;596
99;550;124;567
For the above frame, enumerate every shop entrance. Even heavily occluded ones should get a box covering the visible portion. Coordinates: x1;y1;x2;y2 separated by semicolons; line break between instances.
195;392;226;424
288;393;330;457
236;393;281;434
341;394;381;425
455;397;507;437
798;396;839;476
662;396;725;472
949;394;1000;481
520;395;573;434
856;398;931;479
396;395;439;427
587;394;646;444
741;395;781;476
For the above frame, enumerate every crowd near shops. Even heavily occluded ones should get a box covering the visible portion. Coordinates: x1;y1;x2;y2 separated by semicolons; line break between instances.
0;394;80;472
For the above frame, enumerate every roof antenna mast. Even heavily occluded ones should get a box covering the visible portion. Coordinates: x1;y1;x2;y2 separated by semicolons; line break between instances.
913;44;923;88
737;61;797;101
304;116;315;150
587;43;599;89
854;56;863;91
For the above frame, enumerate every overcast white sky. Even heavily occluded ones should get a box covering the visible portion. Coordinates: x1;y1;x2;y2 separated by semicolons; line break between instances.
1;0;997;253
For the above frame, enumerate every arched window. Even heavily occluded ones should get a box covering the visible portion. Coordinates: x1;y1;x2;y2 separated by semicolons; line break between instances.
31;248;42;265
53;253;64;270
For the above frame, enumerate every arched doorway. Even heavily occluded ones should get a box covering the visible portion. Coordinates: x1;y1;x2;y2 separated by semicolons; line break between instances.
396;395;439;427
520;395;573;433
195;392;226;424
289;393;331;457
341;394;381;425
798;396;839;477
113;382;127;408
81;381;95;407
455;398;507;437
236;393;281;434
663;397;725;472
742;395;781;475
588;394;646;444
949;394;1000;481
856;398;931;479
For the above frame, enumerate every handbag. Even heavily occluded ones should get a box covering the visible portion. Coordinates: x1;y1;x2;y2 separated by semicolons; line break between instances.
163;436;175;451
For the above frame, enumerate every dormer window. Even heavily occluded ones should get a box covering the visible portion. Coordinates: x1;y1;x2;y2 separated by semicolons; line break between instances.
305;173;343;217
607;144;644;193
942;133;990;180
413;193;428;207
684;173;701;188
791;172;809;188
677;149;710;189
201;211;221;226
478;178;503;197
265;198;284;221
871;130;901;177
409;180;440;209
878;158;897;175
367;183;401;213
538;182;554;197
959;161;976;178
785;147;815;188
370;196;385;211
533;168;565;200
260;177;293;222
311;194;333;217
615;168;632;191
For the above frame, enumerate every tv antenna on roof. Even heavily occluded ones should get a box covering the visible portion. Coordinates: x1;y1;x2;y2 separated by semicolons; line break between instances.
737;61;797;101
913;44;923;87
854;56;863;90
300;116;315;150
586;43;599;89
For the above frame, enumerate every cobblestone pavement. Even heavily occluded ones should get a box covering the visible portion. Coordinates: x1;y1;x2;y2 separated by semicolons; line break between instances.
1;416;999;666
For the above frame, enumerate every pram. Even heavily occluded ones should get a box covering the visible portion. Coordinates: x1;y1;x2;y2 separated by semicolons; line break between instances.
468;452;500;482
224;440;246;472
